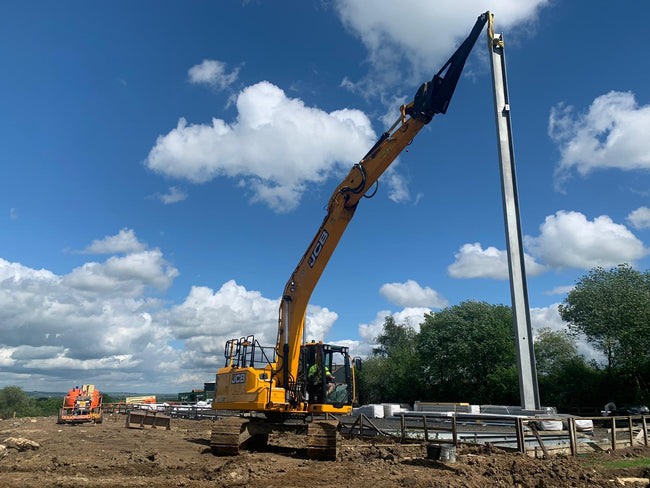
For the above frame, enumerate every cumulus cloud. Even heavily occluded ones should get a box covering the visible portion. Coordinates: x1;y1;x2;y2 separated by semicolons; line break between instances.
156;186;187;204
627;206;650;229
543;285;574;296
356;307;431;357
81;228;146;255
334;0;549;92
328;339;366;359
0;226;345;391
188;59;239;89
0;230;184;391
549;91;650;188
158;281;278;344
152;280;339;369
447;242;548;279
530;303;604;363
383;167;410;203
379;279;447;308
304;305;338;343
525;211;648;269
0;256;177;389
145;81;379;212
64;250;179;295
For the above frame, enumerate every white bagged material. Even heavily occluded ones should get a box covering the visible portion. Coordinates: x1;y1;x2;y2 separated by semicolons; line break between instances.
575;419;594;431
382;403;403;417
353;404;384;418
539;420;563;431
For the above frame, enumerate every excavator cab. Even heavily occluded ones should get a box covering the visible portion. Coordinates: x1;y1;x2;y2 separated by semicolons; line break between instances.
300;342;353;412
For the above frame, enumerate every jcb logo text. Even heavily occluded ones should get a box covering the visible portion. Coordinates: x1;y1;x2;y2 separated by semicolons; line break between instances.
308;230;329;268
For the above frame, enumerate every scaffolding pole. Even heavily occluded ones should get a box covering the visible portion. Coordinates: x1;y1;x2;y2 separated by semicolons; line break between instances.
488;14;540;410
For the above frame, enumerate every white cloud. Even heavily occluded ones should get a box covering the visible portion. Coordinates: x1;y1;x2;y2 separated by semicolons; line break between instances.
0;229;187;391
158;186;187;204
378;95;408;129
0;227;346;391
334;1;549;91
158;281;278;344
525;211;648;269
384;167;410;203
0;255;177;389
447;242;548;279
188;59;239;89
0;347;15;367
10;208;17;220
304;305;338;343
627;206;650;229
145;81;379;213
543;285;574;296
357;306;430;357
379;279;447;308
155;280;340;369
392;307;430;330
530;303;604;363
549;91;650;188
329;339;366;359
81;228;146;255
66;250;179;294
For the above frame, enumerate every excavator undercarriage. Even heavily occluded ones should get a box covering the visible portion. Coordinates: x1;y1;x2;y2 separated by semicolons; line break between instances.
210;414;340;460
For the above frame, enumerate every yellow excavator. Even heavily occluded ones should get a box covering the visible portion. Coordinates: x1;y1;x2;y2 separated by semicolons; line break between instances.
210;12;489;460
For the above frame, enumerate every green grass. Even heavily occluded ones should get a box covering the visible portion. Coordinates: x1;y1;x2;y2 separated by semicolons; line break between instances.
582;457;650;470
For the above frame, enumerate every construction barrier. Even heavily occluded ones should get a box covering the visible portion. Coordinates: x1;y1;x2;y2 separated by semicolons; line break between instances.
340;412;649;458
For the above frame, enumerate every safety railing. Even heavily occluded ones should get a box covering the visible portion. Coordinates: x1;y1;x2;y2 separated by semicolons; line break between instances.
342;412;650;458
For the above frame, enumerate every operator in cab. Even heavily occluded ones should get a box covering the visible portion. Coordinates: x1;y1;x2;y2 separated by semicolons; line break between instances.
308;359;335;402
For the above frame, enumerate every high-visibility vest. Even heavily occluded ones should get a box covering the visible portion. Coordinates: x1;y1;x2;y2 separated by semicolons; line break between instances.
308;364;330;382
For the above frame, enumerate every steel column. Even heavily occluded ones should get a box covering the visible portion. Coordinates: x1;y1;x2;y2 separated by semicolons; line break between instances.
488;16;541;410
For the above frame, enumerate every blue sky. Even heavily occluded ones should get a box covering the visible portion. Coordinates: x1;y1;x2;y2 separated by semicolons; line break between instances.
2;1;650;393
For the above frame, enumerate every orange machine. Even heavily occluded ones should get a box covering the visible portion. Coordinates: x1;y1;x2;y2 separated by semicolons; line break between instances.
57;384;103;424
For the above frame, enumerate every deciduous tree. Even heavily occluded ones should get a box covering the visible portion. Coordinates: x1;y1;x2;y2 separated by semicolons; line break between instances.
417;301;519;405
559;264;650;403
0;386;29;418
534;327;578;377
357;316;422;404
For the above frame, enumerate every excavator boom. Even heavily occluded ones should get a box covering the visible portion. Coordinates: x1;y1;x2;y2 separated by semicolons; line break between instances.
211;12;489;460
274;12;489;391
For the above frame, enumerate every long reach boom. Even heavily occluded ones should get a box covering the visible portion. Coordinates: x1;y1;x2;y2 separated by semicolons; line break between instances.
274;12;490;392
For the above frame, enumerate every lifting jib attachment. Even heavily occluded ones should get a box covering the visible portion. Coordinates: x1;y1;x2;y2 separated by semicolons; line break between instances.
406;12;489;123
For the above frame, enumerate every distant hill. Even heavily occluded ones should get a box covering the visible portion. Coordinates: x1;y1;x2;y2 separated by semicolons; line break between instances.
25;391;64;399
25;391;179;402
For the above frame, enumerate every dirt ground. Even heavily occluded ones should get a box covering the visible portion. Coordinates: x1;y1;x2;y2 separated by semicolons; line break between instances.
1;413;649;487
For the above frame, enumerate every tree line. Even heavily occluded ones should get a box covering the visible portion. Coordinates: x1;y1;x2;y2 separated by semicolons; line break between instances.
2;264;648;417
0;386;120;419
0;386;63;419
357;264;650;412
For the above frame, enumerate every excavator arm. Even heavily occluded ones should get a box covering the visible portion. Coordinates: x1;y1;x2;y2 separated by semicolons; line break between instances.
274;12;490;391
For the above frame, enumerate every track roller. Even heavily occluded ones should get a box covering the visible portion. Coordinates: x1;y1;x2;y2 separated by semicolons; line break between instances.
307;419;339;460
210;417;250;456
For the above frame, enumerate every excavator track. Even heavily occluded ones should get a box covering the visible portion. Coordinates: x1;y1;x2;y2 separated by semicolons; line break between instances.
210;417;250;456
307;419;339;460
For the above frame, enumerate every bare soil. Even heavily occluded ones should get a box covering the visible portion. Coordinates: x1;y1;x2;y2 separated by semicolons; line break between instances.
1;414;649;487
